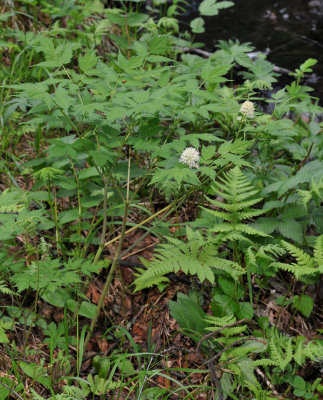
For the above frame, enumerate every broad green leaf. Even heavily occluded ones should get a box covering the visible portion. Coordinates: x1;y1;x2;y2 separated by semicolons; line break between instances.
292;295;314;318
190;17;205;34
19;362;51;389
199;0;234;16
79;302;98;319
236;302;254;320
78;167;100;180
0;328;8;343
169;292;207;340
277;219;302;243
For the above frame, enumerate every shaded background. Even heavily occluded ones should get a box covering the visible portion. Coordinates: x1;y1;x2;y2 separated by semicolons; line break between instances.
180;0;323;100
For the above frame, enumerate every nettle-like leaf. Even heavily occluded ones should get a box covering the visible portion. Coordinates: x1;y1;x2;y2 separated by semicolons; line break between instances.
79;51;99;74
150;164;200;197
214;139;253;168
134;227;244;291
277;160;323;197
214;39;254;69
0;190;51;241
8;82;54;109
34;35;75;68
251;204;306;243
239;58;278;90
169;292;208;341
11;258;82;293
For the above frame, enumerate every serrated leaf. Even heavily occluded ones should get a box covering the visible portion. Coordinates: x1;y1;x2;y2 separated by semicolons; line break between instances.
147;55;173;63
0;328;9;343
150;35;169;55
128;55;144;69
277;219;302;243
79;51;98;73
169;292;207;340
78;167;99;180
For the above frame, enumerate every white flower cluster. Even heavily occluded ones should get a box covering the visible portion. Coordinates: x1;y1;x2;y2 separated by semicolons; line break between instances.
179;147;200;169
239;100;255;119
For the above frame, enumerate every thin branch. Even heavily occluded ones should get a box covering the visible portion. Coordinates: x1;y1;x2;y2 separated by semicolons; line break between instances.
0;380;24;400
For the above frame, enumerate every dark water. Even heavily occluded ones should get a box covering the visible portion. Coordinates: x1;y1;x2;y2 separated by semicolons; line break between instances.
180;0;323;101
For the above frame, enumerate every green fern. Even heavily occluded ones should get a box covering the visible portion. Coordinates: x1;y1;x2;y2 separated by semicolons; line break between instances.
271;235;323;279
204;313;236;328
31;385;88;400
134;227;244;291
268;328;293;371
202;166;269;240
263;327;323;371
294;340;323;365
0;279;14;295
314;235;323;267
245;243;286;277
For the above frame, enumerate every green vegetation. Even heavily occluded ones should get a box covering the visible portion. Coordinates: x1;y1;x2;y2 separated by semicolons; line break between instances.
0;0;322;399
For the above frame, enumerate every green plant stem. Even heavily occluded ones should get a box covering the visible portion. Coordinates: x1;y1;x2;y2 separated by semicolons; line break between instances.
119;205;175;259
82;156;131;351
70;158;82;256
93;178;109;264
103;202;173;249
47;181;65;260
83;201;130;352
246;267;253;306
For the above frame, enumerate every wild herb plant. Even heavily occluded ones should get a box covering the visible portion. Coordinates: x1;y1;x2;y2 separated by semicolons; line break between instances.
0;0;322;399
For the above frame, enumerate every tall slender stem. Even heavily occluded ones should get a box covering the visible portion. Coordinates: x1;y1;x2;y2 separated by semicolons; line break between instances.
83;156;132;351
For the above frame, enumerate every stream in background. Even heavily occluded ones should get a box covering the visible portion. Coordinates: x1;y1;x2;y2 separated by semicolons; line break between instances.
180;0;323;102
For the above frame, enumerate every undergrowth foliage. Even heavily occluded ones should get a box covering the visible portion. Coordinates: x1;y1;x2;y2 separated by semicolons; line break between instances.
0;0;322;399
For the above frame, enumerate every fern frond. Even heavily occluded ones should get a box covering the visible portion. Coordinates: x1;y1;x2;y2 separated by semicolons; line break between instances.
210;223;235;232
233;224;269;237
281;241;315;269
314;235;323;267
221;325;248;336
303;341;323;363
134;228;245;291
258;244;286;259
268;329;293;371
204;313;236;327
252;358;276;367
226;345;257;360
204;167;269;239
237;208;268;220
0;280;14;295
201;207;233;222
223;232;253;244
206;196;263;212
272;238;322;278
270;262;315;279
